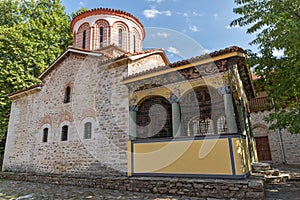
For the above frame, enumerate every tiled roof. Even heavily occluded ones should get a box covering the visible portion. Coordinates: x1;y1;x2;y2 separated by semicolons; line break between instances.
123;46;246;80
7;84;43;99
70;8;145;39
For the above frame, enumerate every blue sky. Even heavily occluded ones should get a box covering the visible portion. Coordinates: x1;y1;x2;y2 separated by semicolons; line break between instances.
61;0;256;61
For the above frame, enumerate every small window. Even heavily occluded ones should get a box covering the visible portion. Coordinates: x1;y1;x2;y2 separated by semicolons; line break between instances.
61;125;68;141
42;128;48;143
217;116;227;134
118;29;123;48
64;86;71;103
82;30;86;49
84;122;92;139
133;35;136;52
100;27;104;48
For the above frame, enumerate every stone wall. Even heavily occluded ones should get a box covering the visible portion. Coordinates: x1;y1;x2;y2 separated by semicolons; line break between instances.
0;172;265;199
3;52;129;175
251;111;300;164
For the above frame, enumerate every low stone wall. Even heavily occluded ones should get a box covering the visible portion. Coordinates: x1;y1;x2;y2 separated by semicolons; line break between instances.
0;172;265;199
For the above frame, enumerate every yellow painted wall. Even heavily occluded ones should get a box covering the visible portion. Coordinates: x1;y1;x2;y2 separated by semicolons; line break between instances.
232;138;251;175
127;141;132;176
132;138;233;175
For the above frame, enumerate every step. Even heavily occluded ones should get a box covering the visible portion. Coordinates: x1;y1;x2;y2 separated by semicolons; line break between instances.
265;174;290;184
263;169;280;176
252;162;272;173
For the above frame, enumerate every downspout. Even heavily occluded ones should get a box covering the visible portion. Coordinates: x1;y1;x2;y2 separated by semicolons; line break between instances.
278;128;287;164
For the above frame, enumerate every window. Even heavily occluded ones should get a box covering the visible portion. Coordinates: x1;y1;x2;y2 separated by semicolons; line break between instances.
100;27;104;48
84;122;92;139
64;86;71;103
61;125;68;141
42;128;48;143
82;30;86;49
133;35;136;52
118;29;123;48
217;116;227;134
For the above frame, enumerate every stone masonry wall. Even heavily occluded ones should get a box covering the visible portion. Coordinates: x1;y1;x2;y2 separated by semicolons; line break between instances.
0;172;265;199
251;111;300;164
3;52;129;175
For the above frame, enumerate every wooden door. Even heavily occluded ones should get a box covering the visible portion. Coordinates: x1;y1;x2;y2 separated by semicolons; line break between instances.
255;136;272;161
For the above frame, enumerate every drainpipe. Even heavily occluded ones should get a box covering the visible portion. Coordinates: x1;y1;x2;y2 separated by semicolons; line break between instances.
278;128;287;164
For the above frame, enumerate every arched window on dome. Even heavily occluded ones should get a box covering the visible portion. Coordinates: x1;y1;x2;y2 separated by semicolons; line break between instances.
133;35;136;52
118;29;123;48
99;27;104;48
82;30;86;49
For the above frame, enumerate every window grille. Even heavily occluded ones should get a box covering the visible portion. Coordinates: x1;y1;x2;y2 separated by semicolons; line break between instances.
136;96;172;139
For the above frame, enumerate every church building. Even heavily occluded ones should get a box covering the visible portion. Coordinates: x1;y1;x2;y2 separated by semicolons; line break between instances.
3;8;259;178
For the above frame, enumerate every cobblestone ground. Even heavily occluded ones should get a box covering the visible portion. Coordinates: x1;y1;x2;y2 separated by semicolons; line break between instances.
0;179;200;200
265;181;300;200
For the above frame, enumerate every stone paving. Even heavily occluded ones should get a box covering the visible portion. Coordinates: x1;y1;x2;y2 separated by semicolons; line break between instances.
0;178;299;200
265;181;300;200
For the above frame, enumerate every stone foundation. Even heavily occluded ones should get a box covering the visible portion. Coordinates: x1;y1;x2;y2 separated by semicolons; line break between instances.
0;172;265;199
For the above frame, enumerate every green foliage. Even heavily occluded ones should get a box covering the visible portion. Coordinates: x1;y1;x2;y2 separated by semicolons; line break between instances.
0;0;72;139
231;0;300;133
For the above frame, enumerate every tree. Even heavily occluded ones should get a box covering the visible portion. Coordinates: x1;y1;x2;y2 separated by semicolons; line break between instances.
231;0;300;133
0;0;73;140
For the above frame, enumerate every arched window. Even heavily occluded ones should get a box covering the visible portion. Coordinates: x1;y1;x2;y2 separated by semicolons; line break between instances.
99;27;104;48
42;128;48;143
84;122;92;139
61;125;68;141
118;29;123;48
64;86;71;103
217;116;227;134
188;117;213;136
136;96;172;139
133;35;136;52
82;30;86;49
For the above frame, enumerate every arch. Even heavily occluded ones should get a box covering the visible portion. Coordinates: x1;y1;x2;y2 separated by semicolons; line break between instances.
60;121;71;142
64;86;71;103
93;19;110;49
81;117;95;140
41;123;51;143
253;123;272;161
132;27;142;52
252;124;269;137
136;95;172;139
217;115;227;134
112;21;129;51
181;85;223;135
187;116;213;136
76;23;90;49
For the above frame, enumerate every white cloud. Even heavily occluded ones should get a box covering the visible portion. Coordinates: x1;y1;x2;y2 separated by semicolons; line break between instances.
192;11;203;17
183;13;189;17
167;47;180;54
147;0;164;3
188;24;199;32
143;8;172;18
213;13;218;20
157;32;169;38
79;1;84;6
